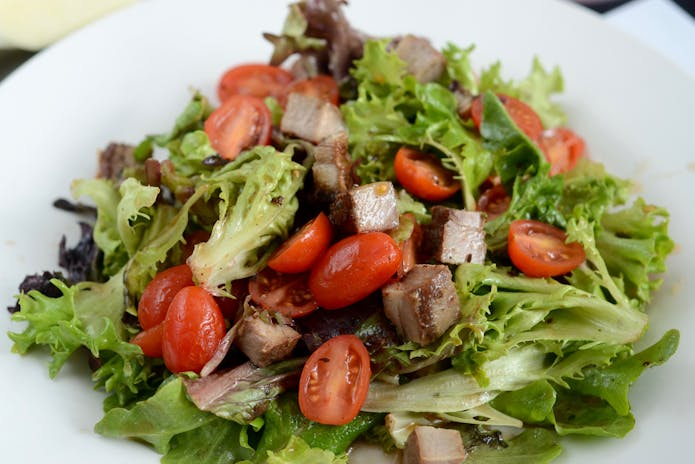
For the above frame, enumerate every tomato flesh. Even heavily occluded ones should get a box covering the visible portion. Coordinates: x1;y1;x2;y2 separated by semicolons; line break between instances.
309;232;401;309
471;93;544;141
538;127;586;176
162;286;226;374
217;63;294;102
298;334;371;425
267;212;333;274
204;94;272;160
508;219;585;277
249;268;318;318
394;146;461;202
278;75;340;108
138;264;194;330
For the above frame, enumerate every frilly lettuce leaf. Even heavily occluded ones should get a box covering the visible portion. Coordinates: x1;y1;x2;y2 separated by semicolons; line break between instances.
188;146;306;296
479;57;566;128
71;177;159;275
8;271;157;405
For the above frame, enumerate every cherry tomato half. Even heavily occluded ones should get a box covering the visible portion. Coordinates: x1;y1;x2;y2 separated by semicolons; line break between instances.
477;184;511;221
204;94;272;160
278;75;340;108
267;212;333;274
249;268;318;318
138;264;194;330
508;219;586;278
471;93;544;141
538;127;586;176
162;286;226;374
130;323;164;358
298;334;371;425
394;147;461;202
309;232;401;309
217;63;294;102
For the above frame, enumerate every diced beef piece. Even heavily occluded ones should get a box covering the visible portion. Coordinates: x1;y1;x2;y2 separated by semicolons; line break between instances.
97;142;136;181
312;131;353;202
235;315;301;367
394;35;446;83
329;181;399;233
423;206;486;265
403;426;467;464
280;93;346;143
382;265;460;346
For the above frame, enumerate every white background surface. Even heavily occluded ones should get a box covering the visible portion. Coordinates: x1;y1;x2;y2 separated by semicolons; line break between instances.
1;0;694;463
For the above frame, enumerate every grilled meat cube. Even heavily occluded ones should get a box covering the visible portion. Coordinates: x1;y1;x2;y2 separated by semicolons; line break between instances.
423;206;486;265
235;314;301;367
280;93;346;143
329;181;399;233
381;264;460;346
312;131;353;202
403;426;467;464
394;35;446;83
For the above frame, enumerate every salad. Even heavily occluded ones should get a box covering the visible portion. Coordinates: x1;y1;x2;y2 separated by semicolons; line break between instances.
6;0;679;463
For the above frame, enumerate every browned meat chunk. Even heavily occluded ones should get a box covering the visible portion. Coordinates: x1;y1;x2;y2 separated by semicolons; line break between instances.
97;143;136;182
235;314;301;367
329;181;399;233
423;206;486;265
403;426;467;464
382;264;460;346
312;131;353;201
394;35;446;83
280;93;346;143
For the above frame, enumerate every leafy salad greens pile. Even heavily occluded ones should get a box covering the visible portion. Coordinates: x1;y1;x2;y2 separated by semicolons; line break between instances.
7;1;678;463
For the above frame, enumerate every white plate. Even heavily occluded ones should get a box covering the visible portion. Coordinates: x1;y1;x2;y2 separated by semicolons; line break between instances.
1;0;693;462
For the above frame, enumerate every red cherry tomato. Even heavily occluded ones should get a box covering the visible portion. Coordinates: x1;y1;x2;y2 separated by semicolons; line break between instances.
204;94;272;161
508;219;586;278
298;334;371;425
138;264;194;330
130;323;163;358
471;93;544;141
248;268;318;318
477;184;511;221
538;127;586;176
278;75;340;108
217;63;294;102
161;286;226;374
309;232;401;309
393;147;461;202
267;212;333;274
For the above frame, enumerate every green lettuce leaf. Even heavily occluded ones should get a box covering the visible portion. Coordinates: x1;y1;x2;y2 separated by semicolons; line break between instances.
254;395;381;460
479;91;546;189
96;376;254;462
463;427;562;464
